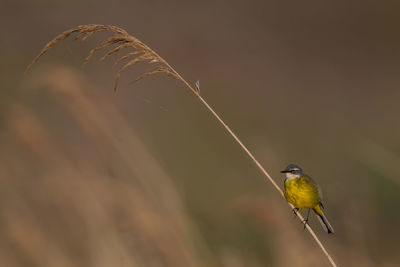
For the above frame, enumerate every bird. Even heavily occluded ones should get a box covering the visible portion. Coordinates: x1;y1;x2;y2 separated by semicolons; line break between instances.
281;164;334;234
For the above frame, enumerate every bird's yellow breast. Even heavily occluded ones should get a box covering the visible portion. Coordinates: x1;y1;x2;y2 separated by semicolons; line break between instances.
284;176;321;209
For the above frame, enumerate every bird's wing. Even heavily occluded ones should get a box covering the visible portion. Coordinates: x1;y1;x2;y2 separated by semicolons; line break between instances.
305;174;325;208
302;174;323;199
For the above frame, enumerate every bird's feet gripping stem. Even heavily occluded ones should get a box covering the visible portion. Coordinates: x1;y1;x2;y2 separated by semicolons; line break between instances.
292;207;299;216
302;209;311;230
302;218;309;229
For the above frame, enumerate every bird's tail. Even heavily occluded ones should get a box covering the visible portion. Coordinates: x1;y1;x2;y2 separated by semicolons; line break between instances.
313;205;334;234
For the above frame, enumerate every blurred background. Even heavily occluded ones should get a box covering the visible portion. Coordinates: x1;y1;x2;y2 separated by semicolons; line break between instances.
1;0;400;266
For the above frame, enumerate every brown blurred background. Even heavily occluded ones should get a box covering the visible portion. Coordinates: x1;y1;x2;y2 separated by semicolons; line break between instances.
1;0;400;266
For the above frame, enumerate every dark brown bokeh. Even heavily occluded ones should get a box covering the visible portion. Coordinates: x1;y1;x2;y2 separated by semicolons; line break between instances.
1;0;400;266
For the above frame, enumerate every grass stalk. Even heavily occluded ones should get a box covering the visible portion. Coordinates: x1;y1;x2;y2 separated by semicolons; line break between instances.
26;24;337;267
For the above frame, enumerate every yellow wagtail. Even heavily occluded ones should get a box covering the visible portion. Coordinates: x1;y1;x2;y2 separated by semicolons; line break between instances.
281;164;334;234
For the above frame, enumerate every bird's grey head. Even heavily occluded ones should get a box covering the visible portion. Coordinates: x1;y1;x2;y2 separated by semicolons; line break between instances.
280;164;303;179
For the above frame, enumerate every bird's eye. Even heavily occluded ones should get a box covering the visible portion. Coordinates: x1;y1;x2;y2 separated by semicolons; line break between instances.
290;170;296;174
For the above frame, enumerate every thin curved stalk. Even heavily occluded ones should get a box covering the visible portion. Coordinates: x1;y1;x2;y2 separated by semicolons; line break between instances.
27;24;337;267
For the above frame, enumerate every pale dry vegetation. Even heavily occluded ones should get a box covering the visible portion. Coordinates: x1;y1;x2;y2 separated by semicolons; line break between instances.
3;66;209;267
25;24;338;266
26;24;188;92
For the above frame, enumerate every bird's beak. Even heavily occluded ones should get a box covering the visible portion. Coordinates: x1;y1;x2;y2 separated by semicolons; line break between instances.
280;170;289;173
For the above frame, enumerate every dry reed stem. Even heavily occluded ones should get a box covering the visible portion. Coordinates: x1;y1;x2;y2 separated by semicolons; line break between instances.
26;24;337;267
